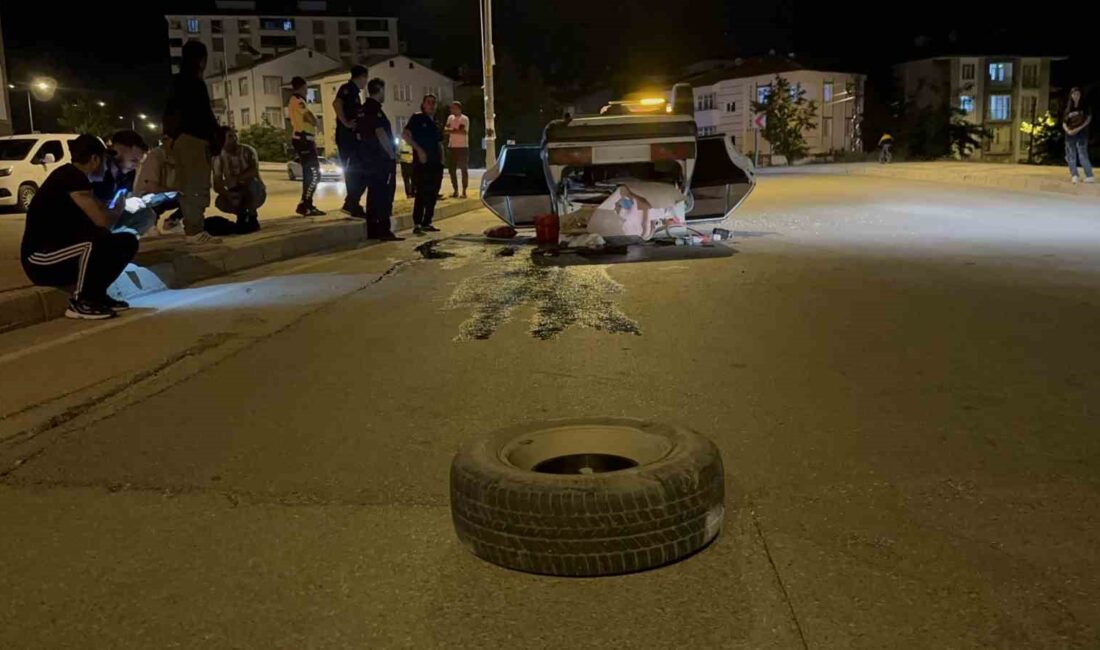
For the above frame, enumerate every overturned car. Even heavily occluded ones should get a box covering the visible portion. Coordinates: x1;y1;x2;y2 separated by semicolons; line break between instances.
480;84;756;242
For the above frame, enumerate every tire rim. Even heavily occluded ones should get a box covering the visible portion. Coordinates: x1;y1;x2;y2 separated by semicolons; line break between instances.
500;422;674;475
20;187;34;205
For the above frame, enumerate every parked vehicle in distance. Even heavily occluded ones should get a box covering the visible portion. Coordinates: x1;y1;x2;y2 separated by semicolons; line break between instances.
287;157;343;182
0;134;80;211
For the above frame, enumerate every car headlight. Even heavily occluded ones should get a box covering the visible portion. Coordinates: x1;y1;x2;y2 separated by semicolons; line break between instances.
334;166;343;174
0;167;13;177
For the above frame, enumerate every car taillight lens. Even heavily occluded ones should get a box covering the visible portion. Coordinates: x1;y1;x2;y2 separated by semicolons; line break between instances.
650;142;696;161
547;147;592;166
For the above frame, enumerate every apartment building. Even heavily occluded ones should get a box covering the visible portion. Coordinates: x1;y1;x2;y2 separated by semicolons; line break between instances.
895;55;1057;161
166;1;398;75
207;47;340;129
306;55;456;157
684;57;865;158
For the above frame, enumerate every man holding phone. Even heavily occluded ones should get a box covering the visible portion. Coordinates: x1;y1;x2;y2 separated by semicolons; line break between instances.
20;134;139;320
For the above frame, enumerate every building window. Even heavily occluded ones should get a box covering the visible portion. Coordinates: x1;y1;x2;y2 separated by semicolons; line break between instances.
339;39;351;53
989;94;1011;121
314;38;327;53
356;19;388;32
1022;95;1038;119
211;20;223;34
264;107;283;126
988;62;1012;84
169;19;182;31
394;84;412;102
961;64;975;80
823;81;834;103
239;77;249;96
338;21;351;35
822;117;832;142
959;95;974;115
1022;64;1039;88
263;76;282;95
313;20;326;35
238;20;251;34
212;81;222;97
213;38;225;53
726;101;736;113
260;18;295;31
186;18;200;34
260;35;297;49
756;85;771;104
788;82;801;100
241;108;251;126
227;110;235;127
356;36;391;51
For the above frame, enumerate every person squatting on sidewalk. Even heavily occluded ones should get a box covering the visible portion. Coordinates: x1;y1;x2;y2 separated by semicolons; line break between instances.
92;129;159;237
20;134;138;320
163;39;223;245
444;101;470;198
1063;86;1095;184
212;126;265;234
288;76;326;217
354;77;400;240
333;65;369;218
402;94;445;236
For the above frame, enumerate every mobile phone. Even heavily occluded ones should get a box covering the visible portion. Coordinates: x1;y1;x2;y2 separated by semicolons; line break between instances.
108;189;127;210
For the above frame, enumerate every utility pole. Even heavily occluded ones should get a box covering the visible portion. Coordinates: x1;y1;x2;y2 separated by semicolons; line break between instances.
479;0;497;169
25;90;34;133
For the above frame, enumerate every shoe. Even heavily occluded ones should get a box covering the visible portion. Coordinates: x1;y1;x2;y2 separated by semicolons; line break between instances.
375;231;403;241
1085;177;1096;184
341;205;367;219
306;206;326;216
1072;176;1079;184
65;297;115;320
421;224;441;232
461;192;468;199
451;191;459;198
296;202;311;217
100;296;131;311
413;226;425;236
187;231;222;245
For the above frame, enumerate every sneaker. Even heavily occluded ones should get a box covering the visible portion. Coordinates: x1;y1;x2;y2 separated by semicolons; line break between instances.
341;204;367;219
306;206;326;216
187;231;222;245
1085;177;1096;184
101;296;131;311
65;297;115;320
296;202;311;217
1072;176;1080;184
421;224;441;232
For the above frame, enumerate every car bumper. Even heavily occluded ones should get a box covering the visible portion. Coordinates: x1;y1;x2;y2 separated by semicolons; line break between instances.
0;180;16;206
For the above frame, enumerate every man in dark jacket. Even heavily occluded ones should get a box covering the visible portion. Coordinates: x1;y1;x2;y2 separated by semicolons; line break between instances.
164;40;222;244
355;78;400;240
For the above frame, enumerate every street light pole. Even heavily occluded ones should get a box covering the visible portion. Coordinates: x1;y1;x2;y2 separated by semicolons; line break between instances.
479;0;497;169
25;90;34;133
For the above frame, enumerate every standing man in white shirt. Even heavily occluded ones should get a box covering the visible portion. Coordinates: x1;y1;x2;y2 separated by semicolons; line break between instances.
444;101;470;198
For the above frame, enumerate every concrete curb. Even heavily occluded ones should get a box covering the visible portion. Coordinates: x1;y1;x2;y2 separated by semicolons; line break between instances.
759;163;1100;199
0;199;481;333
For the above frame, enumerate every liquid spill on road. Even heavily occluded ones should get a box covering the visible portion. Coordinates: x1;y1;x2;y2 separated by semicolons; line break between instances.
421;239;641;341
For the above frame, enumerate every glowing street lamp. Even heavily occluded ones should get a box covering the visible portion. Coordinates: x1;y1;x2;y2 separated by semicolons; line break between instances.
146;122;157;131
14;76;59;133
96;100;106;107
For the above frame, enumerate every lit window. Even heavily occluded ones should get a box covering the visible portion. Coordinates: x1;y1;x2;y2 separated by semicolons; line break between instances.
823;82;834;103
989;95;1011;121
788;83;801;100
756;86;771;104
186;18;200;34
959;95;974;114
988;63;1012;83
241;108;251;126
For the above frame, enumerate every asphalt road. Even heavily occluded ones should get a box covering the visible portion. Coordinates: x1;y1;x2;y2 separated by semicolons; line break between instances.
1;173;1098;648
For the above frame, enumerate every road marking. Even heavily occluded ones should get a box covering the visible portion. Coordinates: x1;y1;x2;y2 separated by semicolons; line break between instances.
0;244;383;367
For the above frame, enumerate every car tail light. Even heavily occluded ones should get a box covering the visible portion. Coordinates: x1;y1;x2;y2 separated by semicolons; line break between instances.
547;147;592;166
650;142;696;161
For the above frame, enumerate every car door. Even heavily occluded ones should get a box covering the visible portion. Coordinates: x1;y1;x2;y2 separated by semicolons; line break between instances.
29;139;65;186
686;135;755;222
480;144;551;227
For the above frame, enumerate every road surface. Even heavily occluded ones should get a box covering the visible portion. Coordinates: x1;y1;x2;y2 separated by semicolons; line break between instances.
1;173;1098;648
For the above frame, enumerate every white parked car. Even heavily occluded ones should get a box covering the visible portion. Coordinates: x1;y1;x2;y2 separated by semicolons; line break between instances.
286;157;343;182
480;85;755;235
0;134;80;211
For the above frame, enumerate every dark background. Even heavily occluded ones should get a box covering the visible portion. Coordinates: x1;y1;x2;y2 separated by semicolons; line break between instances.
0;1;1088;134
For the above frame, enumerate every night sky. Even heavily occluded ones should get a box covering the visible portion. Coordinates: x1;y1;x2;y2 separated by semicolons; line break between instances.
0;1;1083;133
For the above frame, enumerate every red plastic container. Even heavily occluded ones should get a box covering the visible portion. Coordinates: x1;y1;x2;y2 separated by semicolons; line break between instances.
533;213;560;245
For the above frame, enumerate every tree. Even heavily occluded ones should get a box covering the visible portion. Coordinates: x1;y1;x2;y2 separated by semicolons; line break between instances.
947;107;990;159
58;98;114;138
237;123;289;162
751;75;818;164
1020;111;1063;164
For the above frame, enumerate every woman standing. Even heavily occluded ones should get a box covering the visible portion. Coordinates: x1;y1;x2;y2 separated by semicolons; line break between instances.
1063;86;1094;184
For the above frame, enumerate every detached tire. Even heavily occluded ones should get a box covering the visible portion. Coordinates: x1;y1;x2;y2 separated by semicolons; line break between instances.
450;418;725;577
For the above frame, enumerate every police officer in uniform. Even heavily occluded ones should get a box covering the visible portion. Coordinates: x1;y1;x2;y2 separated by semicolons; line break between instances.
355;77;400;240
332;65;369;217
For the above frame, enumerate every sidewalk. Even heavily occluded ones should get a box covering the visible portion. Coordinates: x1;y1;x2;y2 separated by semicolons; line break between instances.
0;196;482;333
761;161;1100;199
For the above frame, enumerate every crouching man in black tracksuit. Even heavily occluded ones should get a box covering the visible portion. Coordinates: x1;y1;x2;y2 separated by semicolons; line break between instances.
21;134;138;320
